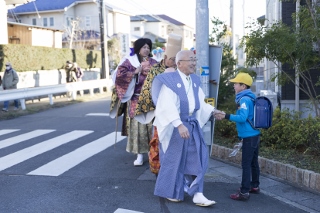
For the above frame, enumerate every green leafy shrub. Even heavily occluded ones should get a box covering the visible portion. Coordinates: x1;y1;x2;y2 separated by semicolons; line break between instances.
261;108;320;155
215;106;320;156
0;44;101;72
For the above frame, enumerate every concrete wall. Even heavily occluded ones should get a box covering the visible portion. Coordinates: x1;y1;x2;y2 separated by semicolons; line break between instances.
0;68;101;90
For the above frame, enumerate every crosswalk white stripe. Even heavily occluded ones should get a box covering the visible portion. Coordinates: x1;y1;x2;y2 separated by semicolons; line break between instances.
86;113;110;116
114;209;143;213
0;130;93;172
28;132;126;176
0;129;20;136
0;130;56;149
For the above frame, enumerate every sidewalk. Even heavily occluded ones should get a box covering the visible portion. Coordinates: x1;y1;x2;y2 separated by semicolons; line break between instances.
206;157;320;213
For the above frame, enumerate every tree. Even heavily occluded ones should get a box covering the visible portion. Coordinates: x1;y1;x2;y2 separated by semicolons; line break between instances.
241;0;320;116
209;17;256;105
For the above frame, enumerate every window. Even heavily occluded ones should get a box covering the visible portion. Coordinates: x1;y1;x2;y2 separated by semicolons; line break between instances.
85;16;90;27
43;17;47;27
134;27;140;31
32;18;36;25
50;17;54;26
66;17;73;27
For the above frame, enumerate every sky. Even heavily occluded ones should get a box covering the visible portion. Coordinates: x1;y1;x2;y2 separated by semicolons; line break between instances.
107;0;266;29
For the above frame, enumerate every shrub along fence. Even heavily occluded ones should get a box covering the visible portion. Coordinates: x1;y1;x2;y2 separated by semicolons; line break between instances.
0;44;102;72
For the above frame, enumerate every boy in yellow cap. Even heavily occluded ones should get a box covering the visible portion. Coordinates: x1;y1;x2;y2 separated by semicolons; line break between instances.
215;72;261;201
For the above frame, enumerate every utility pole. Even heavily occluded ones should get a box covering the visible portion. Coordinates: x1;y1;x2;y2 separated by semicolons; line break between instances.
99;0;108;79
196;0;209;75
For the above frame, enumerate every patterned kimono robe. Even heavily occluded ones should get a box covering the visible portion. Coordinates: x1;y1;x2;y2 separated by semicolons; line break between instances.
134;60;166;174
152;71;214;200
134;60;166;123
110;54;157;153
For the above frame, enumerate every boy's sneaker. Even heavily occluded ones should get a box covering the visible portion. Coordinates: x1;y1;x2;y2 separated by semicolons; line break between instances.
249;187;260;194
2;108;8;112
13;107;19;111
230;192;250;201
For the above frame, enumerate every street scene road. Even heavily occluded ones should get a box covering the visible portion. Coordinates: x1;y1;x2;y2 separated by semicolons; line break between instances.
0;95;319;212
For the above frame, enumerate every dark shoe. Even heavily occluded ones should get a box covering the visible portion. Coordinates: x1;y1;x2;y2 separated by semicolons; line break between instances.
249;187;260;194
230;191;250;201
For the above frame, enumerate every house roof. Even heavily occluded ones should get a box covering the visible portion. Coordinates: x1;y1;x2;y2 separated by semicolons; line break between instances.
130;15;161;22
10;0;132;16
143;32;166;43
105;2;134;16
10;0;77;13
156;14;185;26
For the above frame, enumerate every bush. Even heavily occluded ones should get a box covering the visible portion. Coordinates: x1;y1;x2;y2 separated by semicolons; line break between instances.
214;106;320;173
0;44;101;72
214;106;320;156
261;108;320;155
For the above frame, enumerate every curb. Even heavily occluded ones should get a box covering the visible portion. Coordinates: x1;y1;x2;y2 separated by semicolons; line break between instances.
211;144;320;193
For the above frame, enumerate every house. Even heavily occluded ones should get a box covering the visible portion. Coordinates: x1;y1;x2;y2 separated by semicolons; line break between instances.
2;0;62;48
8;0;132;53
266;0;320;117
0;0;31;44
130;14;194;50
156;14;194;50
7;21;63;48
130;14;167;45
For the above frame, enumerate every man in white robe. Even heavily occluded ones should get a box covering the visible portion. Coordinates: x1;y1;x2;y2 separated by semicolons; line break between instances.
152;50;219;207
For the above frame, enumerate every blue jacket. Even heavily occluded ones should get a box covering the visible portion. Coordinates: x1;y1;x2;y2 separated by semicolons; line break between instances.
229;89;260;138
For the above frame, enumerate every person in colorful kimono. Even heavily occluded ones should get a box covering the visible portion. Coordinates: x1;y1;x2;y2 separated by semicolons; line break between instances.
151;50;218;207
110;38;158;166
134;34;183;175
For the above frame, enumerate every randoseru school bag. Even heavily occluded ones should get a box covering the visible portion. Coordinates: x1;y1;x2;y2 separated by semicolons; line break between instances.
238;96;273;129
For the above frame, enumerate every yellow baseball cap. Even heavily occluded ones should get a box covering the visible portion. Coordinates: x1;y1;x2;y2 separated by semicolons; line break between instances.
229;73;253;86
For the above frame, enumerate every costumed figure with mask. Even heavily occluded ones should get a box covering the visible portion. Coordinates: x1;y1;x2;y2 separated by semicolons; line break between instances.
134;33;183;175
109;38;158;166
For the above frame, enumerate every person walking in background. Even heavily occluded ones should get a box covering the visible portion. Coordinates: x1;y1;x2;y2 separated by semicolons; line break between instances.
151;50;218;206
110;38;158;166
73;62;84;96
2;62;19;112
65;61;77;83
134;33;182;175
214;72;261;201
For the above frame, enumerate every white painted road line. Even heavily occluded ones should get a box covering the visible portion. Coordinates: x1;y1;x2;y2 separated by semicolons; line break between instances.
0;129;56;149
28;132;126;176
86;113;110;116
0;129;20;136
0;130;93;171
114;208;144;213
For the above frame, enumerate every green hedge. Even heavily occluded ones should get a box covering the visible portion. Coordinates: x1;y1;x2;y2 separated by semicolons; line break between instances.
0;44;101;72
214;106;320;155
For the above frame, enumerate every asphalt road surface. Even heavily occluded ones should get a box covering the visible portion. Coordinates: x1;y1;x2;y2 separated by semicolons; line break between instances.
0;96;312;212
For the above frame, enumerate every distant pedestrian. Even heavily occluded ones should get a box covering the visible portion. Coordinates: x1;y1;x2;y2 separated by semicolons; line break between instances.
73;62;84;96
2;62;19;112
65;61;77;83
